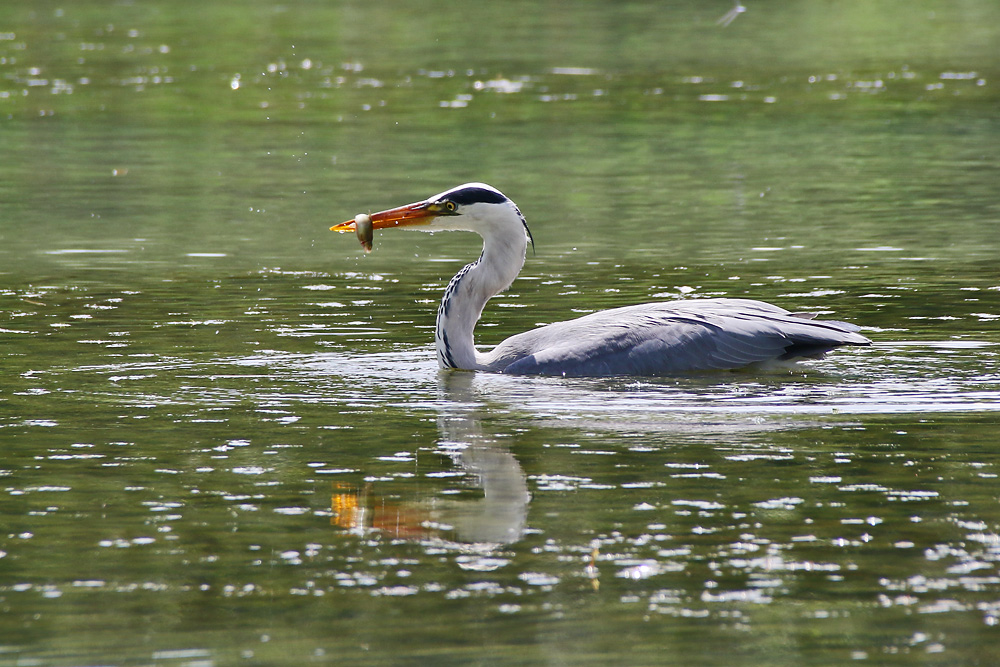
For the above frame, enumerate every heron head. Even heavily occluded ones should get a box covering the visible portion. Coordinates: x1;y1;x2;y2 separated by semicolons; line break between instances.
332;182;534;251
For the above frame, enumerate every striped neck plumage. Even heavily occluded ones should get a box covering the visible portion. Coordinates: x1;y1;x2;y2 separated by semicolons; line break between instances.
434;225;527;370
436;259;479;369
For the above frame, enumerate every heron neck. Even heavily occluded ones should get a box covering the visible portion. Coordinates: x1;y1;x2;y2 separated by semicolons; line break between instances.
435;232;526;370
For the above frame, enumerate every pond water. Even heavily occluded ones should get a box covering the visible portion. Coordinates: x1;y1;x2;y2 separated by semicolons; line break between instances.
2;1;999;664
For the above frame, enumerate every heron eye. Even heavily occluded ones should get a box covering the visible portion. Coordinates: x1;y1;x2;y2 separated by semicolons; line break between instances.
444;201;457;212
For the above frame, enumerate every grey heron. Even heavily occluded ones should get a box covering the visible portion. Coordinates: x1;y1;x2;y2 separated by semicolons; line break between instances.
331;183;870;376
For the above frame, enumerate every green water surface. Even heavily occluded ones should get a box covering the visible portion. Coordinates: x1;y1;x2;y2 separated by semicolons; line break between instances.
2;1;1000;665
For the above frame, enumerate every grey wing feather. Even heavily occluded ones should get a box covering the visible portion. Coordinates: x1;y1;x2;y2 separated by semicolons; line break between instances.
494;299;870;377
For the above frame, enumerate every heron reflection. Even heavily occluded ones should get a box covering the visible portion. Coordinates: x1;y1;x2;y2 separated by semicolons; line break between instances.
332;372;530;545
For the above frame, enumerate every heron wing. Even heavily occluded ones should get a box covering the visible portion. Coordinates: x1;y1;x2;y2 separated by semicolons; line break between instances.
493;299;869;377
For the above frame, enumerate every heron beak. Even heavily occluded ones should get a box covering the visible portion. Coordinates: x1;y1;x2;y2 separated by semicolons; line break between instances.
330;201;443;232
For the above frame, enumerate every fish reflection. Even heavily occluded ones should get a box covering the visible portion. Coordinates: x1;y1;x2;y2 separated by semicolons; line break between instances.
332;372;530;545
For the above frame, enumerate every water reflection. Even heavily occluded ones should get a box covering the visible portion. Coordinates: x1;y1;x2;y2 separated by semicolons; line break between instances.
332;372;529;546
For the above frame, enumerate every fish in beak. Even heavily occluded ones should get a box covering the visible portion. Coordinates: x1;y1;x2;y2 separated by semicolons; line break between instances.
331;200;454;252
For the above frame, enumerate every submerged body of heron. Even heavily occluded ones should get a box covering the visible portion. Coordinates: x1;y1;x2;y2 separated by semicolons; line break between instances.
331;183;870;377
